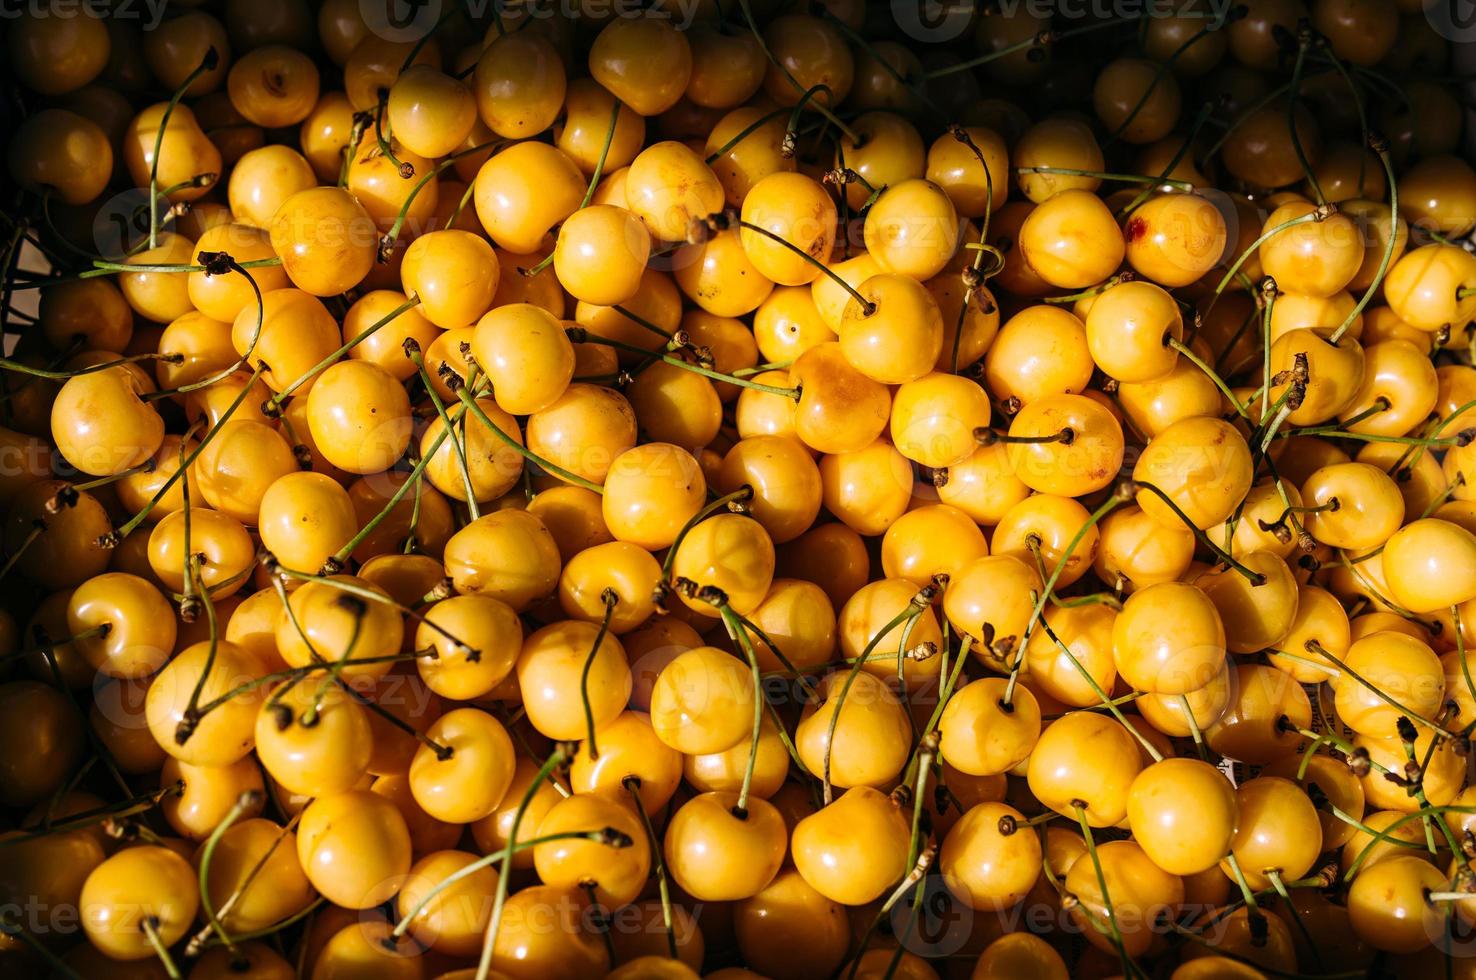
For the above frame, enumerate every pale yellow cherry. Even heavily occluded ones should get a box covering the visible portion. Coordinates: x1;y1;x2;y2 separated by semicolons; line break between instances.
408;708;516;824
838;577;946;687
739;578;837;676
628;140;725;243
990;493;1100;588
1332;630;1445;738
1134;416;1254;530
982;304;1094;408
1127;758;1238;875
296;790;412;910
1205;664;1314;765
400;229;499;330
670;514;776;618
1026;711;1144;826
442;509;562;611
601;442;707;550
1018;189;1125;289
570;710;683;813
1196;551;1301;655
936;442;1032;526
1022;603;1118;709
1381;518;1476;614
881;505;990;588
943;555;1042;657
420;397;524;505
739;172;838;285
938;677;1042;777
938;801;1043;912
838;273;945;385
474;140;584;254
470;303;575;416
889;372;992;470
812;252;883;331
557;540;660;634
304;360;413;475
650;646;756;755
818;438;913;537
792;786;911;905
795;670;911;790
863;178;960;281
516;619;631;741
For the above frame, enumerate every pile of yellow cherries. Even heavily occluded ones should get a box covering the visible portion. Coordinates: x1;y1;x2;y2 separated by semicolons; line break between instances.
5;0;1476;978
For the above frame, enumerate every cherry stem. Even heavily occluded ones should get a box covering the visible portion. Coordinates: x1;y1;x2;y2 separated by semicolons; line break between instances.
706;105;789;167
1106;24;1215;147
396;828;610;945
924;27;1050;79
0;521;44;584
302;606;368;728
408;347;480;521
718;605;765;818
621;777;679;960
330;406;457;564
1010;489;1127;701
724;218;875;316
149;48;218;251
195;791;262;955
1038;616;1163;764
1179;693;1212;762
112;360;270;541
1287;34;1325;207
1222;852;1265;923
1341;805;1474;880
611;309;678;348
145;256;267;400
1131;480;1267;586
1331;141;1398;344
1166;337;1248;419
372;91;411;179
1073;803;1146;980
1013;166;1192;193
660;485;754;582
734;611;820;702
269;565;477;659
1207;210;1324;316
1043;274;1132;306
0;624;109;667
948;124;1000;373
733;0;859;144
474;746;571;980
178;558;221;744
579;591;619;761
568;328;801;398
141;916;182;980
265;293;422;411
820;576;943;805
449;377;605;493
0;350;182;381
381;140;500;254
974;426;1074;447
447;179;478;230
3;780;183;846
11;255;283;293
